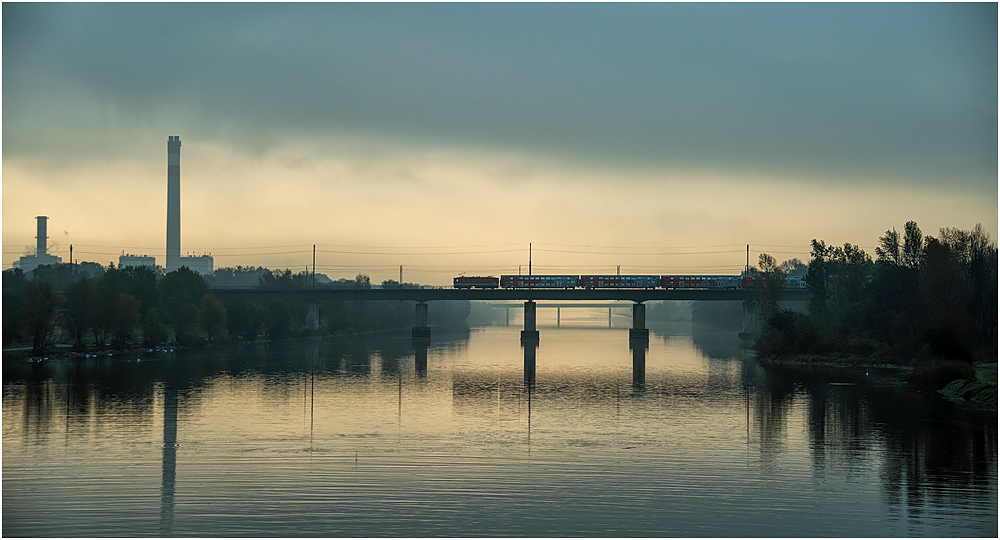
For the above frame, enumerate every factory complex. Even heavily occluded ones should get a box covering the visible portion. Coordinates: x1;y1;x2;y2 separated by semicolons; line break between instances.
12;136;213;276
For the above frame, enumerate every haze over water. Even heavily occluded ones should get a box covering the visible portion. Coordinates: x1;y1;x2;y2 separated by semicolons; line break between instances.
4;315;996;537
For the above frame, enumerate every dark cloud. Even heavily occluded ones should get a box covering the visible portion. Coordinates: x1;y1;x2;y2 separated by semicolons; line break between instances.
3;3;996;188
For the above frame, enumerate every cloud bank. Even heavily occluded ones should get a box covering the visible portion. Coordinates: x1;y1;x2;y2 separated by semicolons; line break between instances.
4;3;996;187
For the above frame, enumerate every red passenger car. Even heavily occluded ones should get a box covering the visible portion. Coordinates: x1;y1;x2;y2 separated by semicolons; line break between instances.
453;276;500;289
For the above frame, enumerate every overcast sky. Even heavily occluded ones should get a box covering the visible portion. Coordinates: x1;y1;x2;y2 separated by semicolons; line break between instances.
3;3;996;283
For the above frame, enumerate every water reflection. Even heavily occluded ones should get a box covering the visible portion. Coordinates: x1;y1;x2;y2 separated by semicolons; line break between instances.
522;340;537;387
744;360;998;530
2;328;996;537
159;383;178;536
630;339;646;390
413;336;429;377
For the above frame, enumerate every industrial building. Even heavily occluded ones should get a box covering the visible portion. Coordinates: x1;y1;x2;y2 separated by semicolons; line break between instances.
118;254;156;269
13;216;63;273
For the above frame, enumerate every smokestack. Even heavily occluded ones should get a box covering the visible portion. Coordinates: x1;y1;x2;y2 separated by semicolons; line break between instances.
166;136;181;271
36;216;48;256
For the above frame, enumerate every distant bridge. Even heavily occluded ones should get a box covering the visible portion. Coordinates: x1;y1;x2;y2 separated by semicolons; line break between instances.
207;286;808;343
207;286;810;303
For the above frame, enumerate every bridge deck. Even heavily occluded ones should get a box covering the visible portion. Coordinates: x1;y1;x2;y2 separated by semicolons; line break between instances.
208;287;810;303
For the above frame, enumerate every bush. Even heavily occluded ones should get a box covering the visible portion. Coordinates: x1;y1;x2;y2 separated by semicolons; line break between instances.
755;309;817;357
909;352;976;390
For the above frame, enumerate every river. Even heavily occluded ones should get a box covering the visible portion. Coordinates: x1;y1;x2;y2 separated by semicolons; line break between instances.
3;313;997;537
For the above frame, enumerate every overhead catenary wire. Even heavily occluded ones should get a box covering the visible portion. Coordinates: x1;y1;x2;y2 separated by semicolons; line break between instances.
7;239;839;278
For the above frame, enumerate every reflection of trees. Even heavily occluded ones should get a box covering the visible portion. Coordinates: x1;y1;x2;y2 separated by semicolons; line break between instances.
8;361;159;444
743;362;797;466
871;390;997;526
756;363;997;530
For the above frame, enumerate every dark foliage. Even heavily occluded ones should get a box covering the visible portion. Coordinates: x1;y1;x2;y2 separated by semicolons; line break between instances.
757;221;997;391
5;267;471;351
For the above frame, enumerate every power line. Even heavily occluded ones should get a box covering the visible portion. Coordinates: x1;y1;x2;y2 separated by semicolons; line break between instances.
534;248;747;255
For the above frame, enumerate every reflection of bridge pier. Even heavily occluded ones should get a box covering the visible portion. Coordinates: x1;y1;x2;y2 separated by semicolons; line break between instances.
413;336;429;377
523;340;537;388
630;339;647;389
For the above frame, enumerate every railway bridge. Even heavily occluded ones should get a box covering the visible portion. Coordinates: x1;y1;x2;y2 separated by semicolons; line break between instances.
207;286;810;344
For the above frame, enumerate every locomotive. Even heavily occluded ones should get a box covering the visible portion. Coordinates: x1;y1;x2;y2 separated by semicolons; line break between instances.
453;274;807;290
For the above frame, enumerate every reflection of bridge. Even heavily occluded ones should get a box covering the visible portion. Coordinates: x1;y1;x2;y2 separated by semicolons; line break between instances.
486;302;632;328
208;286;809;343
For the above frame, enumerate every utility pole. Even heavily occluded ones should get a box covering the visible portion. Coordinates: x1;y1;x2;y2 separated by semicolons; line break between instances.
312;244;316;289
399;265;403;288
70;244;74;277
529;242;532;276
617;265;620;276
746;244;750;273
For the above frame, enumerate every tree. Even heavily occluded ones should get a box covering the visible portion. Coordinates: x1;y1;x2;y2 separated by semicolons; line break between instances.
225;296;263;342
259;269;308;289
64;278;96;349
875;227;902;266
198;294;227;343
105;266;159;317
24;280;58;355
31;264;74;290
753;253;786;321
159;268;208;345
112;294;142;349
919;237;973;360
965;224;998;349
901;220;923;270
779;258;807;276
142;308;169;348
264;301;293;341
91;279;116;347
159;268;207;306
165;295;200;345
3;269;28;347
805;240;830;317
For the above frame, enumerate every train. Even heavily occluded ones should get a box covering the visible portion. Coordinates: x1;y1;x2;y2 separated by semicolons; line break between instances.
453;274;806;290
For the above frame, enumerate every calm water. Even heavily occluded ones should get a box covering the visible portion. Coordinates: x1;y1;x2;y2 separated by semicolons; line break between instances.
4;313;997;537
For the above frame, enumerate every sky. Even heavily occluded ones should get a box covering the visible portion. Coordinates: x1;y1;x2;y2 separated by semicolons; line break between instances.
3;3;997;285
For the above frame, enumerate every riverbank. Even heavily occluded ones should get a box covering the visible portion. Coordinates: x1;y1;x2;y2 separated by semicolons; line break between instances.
757;353;912;371
939;363;998;409
758;352;997;410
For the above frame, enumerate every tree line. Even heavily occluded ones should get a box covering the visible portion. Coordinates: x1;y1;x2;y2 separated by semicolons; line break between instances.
752;221;997;390
3;265;470;355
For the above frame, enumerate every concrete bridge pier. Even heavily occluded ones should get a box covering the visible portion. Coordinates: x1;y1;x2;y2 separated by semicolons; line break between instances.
306;302;319;332
521;301;539;342
739;301;757;340
629;302;649;343
412;302;431;339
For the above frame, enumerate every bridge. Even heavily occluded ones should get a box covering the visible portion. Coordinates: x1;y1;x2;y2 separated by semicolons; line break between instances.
207;286;809;344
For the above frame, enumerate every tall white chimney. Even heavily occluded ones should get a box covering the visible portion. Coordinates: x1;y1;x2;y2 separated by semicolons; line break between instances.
166;136;181;271
36;216;48;256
